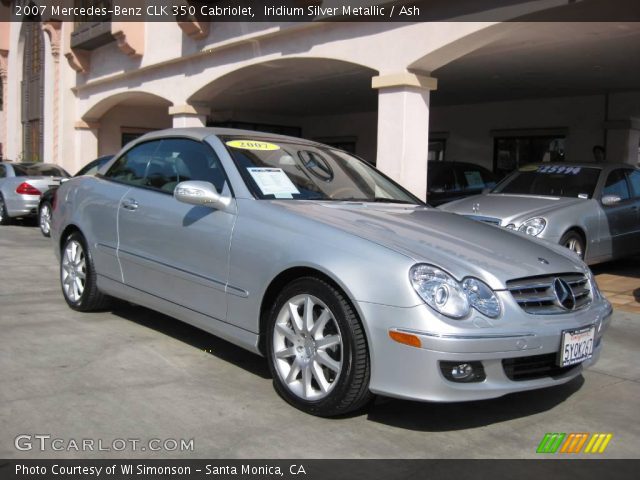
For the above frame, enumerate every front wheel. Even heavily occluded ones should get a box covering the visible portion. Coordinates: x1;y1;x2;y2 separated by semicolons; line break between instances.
39;202;52;237
266;277;373;416
60;232;111;311
560;230;585;259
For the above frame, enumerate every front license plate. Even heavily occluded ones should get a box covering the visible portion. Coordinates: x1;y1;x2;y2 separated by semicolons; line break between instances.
559;325;595;367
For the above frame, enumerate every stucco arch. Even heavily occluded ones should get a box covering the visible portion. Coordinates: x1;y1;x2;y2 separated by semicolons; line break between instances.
81;90;173;122
408;23;517;73
187;56;378;108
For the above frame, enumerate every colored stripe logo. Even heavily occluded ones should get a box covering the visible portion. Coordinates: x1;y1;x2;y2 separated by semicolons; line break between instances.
537;433;612;454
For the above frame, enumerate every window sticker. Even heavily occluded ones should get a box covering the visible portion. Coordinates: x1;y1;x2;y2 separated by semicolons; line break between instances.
536;165;582;175
519;165;538;172
464;171;484;188
247;168;300;196
226;140;281;151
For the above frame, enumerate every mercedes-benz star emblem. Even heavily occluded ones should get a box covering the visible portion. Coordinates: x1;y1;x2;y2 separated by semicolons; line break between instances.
553;278;576;310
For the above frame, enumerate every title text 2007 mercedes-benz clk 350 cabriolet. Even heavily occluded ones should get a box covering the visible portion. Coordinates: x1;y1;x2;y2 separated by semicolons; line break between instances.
51;129;611;416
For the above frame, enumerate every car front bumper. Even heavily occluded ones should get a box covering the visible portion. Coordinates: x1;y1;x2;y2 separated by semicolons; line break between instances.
358;294;612;402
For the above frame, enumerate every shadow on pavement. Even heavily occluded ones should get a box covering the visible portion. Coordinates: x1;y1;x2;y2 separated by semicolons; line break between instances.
110;304;272;380
591;256;640;279
366;376;584;431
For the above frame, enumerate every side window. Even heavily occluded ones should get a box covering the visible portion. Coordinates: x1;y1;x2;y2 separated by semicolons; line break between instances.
151;138;228;193
428;164;458;192
104;141;161;186
455;165;493;190
603;169;631;200
0;165;6;179
626;170;640;198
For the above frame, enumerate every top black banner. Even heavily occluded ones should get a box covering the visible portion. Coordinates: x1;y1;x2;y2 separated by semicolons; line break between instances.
2;0;640;23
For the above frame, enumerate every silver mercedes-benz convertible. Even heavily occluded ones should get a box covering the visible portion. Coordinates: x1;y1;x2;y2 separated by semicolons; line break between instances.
51;128;612;416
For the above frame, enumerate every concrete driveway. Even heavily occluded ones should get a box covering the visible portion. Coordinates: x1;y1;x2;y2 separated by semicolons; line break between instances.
1;223;639;459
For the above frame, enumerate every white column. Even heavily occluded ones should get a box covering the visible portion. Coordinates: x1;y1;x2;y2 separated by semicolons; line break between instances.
169;105;209;128
373;73;437;201
74;121;99;174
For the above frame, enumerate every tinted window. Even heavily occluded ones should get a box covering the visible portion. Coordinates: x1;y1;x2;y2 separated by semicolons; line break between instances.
428;164;458;192
603;169;630;200
105;141;161;186
626;170;640;198
76;156;113;177
11;163;70;177
493;165;600;198
0;165;5;178
151;139;227;193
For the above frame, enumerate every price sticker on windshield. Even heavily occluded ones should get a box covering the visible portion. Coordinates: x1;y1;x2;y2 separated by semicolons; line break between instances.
247;168;300;197
226;140;281;151
536;165;582;175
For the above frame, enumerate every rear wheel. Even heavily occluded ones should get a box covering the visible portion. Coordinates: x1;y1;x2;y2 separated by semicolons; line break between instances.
560;230;585;259
0;195;11;225
266;277;373;417
60;232;111;311
39;202;52;237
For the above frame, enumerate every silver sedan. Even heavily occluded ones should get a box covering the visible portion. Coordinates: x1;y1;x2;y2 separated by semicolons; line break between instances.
440;163;640;264
51;129;611;416
0;162;69;225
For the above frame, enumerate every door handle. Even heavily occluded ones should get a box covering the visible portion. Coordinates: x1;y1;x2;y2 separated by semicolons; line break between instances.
121;198;139;211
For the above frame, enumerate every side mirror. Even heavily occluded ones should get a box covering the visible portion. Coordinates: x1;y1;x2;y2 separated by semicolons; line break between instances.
601;194;622;206
60;178;70;184
174;181;231;210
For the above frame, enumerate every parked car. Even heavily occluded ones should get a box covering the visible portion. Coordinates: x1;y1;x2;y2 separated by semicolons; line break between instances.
0;162;69;225
38;155;113;237
51;129;611;416
440;163;640;264
427;161;497;206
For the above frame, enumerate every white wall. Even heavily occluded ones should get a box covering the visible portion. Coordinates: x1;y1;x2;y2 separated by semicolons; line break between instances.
97;105;171;156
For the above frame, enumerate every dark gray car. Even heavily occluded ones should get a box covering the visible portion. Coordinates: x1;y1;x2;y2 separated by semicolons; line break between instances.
440;163;640;264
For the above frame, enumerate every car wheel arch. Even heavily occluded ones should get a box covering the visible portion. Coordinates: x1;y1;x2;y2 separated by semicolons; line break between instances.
560;227;587;257
59;224;83;252
257;266;366;357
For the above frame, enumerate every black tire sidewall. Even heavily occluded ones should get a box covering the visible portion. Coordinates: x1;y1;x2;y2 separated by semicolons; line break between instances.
266;277;366;416
0;195;10;225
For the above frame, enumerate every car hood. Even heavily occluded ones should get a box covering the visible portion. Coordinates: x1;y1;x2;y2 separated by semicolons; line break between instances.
273;201;584;290
438;194;584;224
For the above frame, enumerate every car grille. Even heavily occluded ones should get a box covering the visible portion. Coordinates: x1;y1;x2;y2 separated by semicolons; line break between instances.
464;214;501;226
506;272;591;314
502;353;579;381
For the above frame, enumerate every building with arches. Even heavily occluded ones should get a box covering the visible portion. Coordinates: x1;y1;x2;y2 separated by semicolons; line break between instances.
1;1;640;200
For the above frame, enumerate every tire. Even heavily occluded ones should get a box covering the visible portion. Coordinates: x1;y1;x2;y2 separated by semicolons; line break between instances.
60;232;111;311
0;195;11;225
266;277;373;417
39;201;52;237
560;230;585;259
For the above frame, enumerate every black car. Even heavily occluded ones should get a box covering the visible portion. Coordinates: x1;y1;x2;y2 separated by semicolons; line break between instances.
426;161;497;206
38;155;113;237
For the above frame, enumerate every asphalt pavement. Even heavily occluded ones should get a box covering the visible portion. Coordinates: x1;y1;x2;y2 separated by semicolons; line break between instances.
1;223;639;459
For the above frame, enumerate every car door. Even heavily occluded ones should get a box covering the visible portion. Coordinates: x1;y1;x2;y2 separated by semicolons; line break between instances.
624;168;640;253
115;137;235;322
600;168;637;257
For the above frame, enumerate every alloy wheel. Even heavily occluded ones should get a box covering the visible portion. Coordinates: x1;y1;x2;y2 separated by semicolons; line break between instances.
565;237;584;258
61;239;87;302
40;204;51;235
272;294;343;401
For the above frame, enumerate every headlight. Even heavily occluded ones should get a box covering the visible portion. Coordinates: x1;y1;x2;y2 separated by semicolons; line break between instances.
518;217;546;236
409;265;470;319
462;278;501;318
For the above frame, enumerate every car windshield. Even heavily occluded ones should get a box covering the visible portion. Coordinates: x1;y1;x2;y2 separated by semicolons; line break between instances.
12;163;70;177
492;165;600;198
222;136;421;204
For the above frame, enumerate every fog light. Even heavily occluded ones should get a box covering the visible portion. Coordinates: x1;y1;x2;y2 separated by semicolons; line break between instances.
440;361;486;383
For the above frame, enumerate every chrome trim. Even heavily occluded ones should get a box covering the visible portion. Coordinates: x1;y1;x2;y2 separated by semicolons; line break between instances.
393;327;535;340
